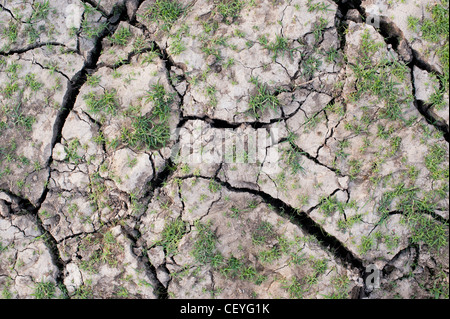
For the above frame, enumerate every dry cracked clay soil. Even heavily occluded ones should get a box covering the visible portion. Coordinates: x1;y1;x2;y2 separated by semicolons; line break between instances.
0;0;448;300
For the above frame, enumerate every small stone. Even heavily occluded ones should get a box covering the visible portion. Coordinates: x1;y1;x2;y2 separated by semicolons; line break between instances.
147;246;165;269
156;267;171;287
52;143;67;161
126;0;139;20
0;200;10;218
346;9;363;23
206;54;217;66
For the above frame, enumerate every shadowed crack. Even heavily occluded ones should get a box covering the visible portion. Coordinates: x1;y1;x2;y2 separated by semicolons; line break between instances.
1;0;447;300
0;1;136;298
49;16;125;156
0;42;80;56
180;174;365;275
411;80;450;143
121;225;169;299
332;0;449;142
216;179;368;291
0;188;67;295
279;134;345;176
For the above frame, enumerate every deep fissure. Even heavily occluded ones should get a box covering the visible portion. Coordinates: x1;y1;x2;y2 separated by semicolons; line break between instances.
1;0;447;300
211;177;366;272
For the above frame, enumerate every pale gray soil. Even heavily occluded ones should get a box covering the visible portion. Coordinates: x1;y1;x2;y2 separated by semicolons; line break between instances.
0;0;448;299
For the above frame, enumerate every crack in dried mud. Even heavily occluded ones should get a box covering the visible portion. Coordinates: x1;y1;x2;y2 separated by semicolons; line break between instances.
1;0;448;300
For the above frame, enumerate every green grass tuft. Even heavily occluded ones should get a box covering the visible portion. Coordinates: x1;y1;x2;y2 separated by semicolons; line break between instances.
110;26;132;46
83;89;119;115
126;83;175;150
32;281;56;299
145;0;185;31
350;29;411;121
158;217;187;255
248;79;280;118
216;0;245;23
192;220;223;266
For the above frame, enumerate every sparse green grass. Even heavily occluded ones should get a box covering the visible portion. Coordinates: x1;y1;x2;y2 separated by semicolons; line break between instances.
358;235;374;255
10;106;36;132
115;286;130;298
239;265;266;284
30;0;51;22
81;20;108;39
407;16;420;33
424;143;448;181
408;1;449;98
110;26;132;46
83;89;119;115
126;83;175;150
32;281;56;299
205;85;218;107
421;1;449;43
2;21;19;44
79;231;122;274
374;231;400;251
224;57;235;68
283;277;307;299
192;220;266;284
258;246;282;263
312;17;328;42
158;217;187;255
128;115;171;150
192;220;223;266
348;158;362;180
251;220;275;245
216;0;245;23
258;34;299;61
318;195;357;217
337;214;363;232
404;212;448;250
375;182;448;251
323;274;350;299
280;141;306;175
306;0;332;13
208;179;222;193
350;29;411;121
2;81;19;98
65;138;82;164
0;241;7;254
219;256;242;278
1;278;13;299
71;281;94;299
24;73;43;92
301;55;322;78
248;79;280;118
144;83;174;122
169;38;186;55
100;231;120;266
86;74;101;87
326;47;339;63
308;258;328;285
220;255;265;284
168;24;189;56
0;0;447;301
144;0;185;31
427;268;449;299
